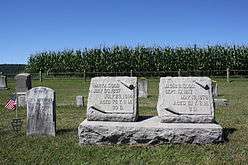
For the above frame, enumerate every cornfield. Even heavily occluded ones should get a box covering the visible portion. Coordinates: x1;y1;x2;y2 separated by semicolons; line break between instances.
26;45;248;75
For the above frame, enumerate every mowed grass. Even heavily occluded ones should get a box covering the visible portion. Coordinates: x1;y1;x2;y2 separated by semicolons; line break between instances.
0;77;248;164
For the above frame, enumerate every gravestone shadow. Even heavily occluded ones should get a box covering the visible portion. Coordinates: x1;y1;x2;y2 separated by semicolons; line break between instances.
137;116;154;122
222;128;236;142
57;128;77;135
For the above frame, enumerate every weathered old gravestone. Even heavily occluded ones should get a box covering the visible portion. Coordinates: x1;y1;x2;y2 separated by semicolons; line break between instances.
15;73;32;107
78;76;223;145
26;87;56;136
138;78;148;98
0;75;7;90
17;92;27;107
157;77;214;123
15;73;32;93
87;77;138;122
212;80;218;97
76;95;84;107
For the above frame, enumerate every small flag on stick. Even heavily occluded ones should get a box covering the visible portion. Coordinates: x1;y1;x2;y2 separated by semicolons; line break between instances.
5;95;17;110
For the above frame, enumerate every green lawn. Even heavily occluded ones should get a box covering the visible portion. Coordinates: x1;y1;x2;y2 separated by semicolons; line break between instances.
0;78;248;164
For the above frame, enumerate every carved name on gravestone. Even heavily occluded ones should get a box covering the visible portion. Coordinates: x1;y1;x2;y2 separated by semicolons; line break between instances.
0;75;7;90
138;79;148;98
157;77;214;123
87;77;138;122
15;73;32;93
27;87;56;136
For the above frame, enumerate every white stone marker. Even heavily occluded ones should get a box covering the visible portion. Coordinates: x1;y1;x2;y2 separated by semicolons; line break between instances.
26;87;56;136
87;77;138;122
212;80;218;97
76;95;84;107
0;75;7;90
138;78;148;98
157;77;214;123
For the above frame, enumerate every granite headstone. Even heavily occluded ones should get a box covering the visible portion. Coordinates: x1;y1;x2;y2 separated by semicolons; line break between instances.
0;75;7;90
87;77;138;122
15;73;32;93
157;77;214;123
26;87;56;136
76;95;84;107
212;80;218;97
138;78;148;98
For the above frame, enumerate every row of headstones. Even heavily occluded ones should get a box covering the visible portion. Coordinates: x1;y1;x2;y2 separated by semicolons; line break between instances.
26;76;218;136
0;73;218;99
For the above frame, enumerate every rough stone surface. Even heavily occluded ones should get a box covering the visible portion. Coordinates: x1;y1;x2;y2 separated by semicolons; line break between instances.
214;98;229;107
138;79;148;98
157;77;214;123
15;73;32;93
76;95;84;107
26;87;56;136
87;77;138;122
17;92;27;107
212;80;218;97
78;116;223;145
0;75;7;90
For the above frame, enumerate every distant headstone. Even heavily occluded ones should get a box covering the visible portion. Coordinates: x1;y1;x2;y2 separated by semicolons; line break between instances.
87;77;138;122
214;98;228;107
15;73;32;93
157;77;214;123
212;80;218;97
76;95;84;107
138;78;148;98
26;87;56;136
0;75;7;90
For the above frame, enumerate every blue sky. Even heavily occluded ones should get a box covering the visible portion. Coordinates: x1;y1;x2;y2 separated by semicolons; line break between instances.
1;0;248;64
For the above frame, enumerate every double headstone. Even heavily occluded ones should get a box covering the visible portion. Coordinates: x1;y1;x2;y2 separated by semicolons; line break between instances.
79;76;223;145
15;73;32;107
26;87;56;136
0;75;7;90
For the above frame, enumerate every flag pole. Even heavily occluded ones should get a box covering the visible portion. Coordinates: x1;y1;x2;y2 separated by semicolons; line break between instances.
15;92;18;119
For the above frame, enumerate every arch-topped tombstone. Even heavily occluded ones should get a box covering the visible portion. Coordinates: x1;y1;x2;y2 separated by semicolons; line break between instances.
87;77;138;122
157;77;214;123
15;73;32;93
26;87;56;136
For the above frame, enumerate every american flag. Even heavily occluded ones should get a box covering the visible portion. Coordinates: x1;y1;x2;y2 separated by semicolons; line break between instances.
5;95;17;110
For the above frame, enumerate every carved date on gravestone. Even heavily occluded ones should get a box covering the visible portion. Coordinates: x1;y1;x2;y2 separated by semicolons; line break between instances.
26;87;56;136
87;77;137;114
157;77;214;123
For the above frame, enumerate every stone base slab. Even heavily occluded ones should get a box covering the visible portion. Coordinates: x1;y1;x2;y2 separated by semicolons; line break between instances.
78;116;223;145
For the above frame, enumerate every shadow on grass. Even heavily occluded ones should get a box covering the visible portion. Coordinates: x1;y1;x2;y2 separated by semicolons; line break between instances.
223;127;236;142
57;128;77;135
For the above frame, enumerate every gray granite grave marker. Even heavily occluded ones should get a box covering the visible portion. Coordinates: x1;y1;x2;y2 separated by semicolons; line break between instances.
138;78;148;98
76;95;84;107
0;75;7;90
15;73;32;93
87;77;138;122
157;77;214;123
26;87;56;136
212;80;218;97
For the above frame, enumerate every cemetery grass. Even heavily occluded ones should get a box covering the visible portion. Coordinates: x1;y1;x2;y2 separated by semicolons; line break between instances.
0;78;248;164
